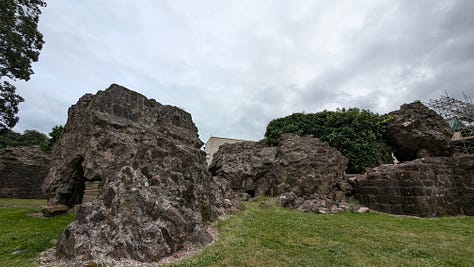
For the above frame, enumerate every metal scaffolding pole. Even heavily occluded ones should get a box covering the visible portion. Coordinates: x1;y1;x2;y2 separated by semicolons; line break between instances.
428;93;474;155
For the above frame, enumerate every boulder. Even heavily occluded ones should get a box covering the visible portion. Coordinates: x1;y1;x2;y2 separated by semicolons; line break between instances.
0;146;50;199
210;134;351;212
42;204;69;217
42;84;232;263
353;155;474;217
385;101;452;161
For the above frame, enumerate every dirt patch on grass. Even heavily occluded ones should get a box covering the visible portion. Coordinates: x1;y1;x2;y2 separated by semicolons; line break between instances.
27;212;44;218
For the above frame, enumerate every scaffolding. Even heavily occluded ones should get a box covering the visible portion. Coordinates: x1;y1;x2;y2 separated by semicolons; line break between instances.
428;93;474;155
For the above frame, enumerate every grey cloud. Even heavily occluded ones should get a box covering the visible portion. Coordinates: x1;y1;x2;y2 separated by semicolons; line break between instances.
12;0;474;142
285;0;474;116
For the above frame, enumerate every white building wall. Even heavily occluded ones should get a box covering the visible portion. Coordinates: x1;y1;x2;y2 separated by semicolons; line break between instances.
204;137;247;165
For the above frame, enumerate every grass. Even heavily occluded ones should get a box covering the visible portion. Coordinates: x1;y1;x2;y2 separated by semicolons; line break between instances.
1;198;473;266
0;198;74;267
172;198;474;267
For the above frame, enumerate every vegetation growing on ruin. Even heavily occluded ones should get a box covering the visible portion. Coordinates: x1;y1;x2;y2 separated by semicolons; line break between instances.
0;198;74;267
265;108;392;173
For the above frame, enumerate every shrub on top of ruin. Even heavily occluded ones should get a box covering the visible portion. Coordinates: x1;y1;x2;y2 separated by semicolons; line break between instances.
265;108;392;173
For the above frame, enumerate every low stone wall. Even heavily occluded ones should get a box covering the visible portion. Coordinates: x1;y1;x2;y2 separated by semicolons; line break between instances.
0;146;50;199
353;155;474;216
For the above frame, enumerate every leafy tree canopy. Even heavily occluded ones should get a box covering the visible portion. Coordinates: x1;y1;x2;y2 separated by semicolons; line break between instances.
0;125;63;150
0;128;47;149
0;0;46;130
46;124;63;149
265;108;392;173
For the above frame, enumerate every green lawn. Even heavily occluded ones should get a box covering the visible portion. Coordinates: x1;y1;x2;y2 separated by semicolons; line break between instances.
1;198;473;267
0;198;74;267
173;199;474;267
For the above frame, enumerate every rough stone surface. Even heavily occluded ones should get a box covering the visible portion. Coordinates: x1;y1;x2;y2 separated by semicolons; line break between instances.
385;101;453;161
42;84;231;263
353;155;474;217
0;146;50;199
210;134;352;212
42;204;69;217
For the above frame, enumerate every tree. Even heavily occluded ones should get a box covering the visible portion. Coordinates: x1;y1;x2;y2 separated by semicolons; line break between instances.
0;128;22;148
21;129;48;147
0;0;46;130
0;128;48;149
0;125;63;150
46;124;63;149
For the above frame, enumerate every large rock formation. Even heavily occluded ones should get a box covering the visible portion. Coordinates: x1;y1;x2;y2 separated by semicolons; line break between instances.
210;134;351;212
42;84;231;263
385;101;453;161
0;146;50;199
353;155;474;217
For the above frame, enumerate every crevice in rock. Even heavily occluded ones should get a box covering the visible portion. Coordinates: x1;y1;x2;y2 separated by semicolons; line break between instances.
66;155;86;208
161;227;175;253
245;189;256;198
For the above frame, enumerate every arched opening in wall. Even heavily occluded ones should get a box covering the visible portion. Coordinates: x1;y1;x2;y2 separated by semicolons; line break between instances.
64;155;86;208
246;189;256;198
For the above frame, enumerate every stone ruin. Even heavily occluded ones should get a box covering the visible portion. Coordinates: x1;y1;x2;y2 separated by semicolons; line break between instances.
384;100;453;161
42;84;234;264
353;155;474;216
209;134;359;213
0;146;50;199
354;101;474;217
210;101;473;217
38;86;473;264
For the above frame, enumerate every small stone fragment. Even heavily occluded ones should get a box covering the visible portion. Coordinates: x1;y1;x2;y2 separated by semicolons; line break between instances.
42;204;69;217
356;207;370;213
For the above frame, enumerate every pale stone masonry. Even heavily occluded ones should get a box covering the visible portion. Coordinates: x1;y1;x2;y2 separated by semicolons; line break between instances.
204;136;249;165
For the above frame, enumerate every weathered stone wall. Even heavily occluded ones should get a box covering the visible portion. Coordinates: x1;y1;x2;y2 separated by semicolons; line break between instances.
353;155;474;216
42;84;233;264
210;134;348;198
210;134;352;213
0;146;50;199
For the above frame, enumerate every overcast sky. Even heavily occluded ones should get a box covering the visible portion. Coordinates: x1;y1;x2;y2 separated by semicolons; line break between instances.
13;0;474;142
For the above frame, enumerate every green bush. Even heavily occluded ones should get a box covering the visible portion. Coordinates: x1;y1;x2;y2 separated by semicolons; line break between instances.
45;125;64;150
0;125;64;150
265;108;392;173
21;129;49;148
0;129;48;149
0;128;22;148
